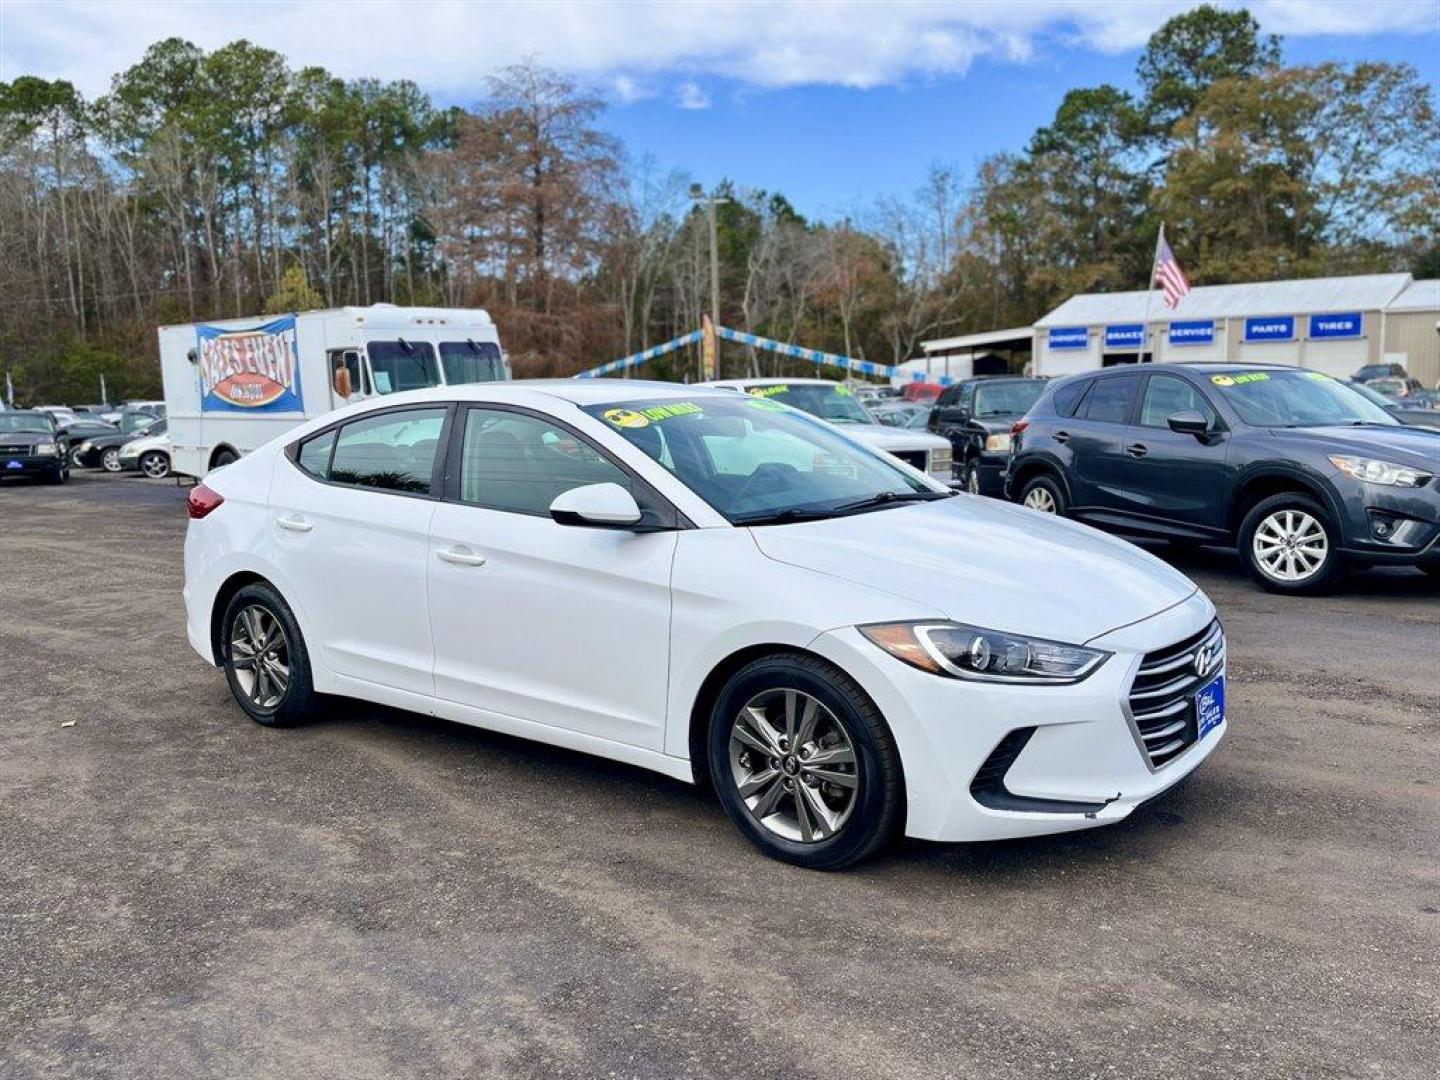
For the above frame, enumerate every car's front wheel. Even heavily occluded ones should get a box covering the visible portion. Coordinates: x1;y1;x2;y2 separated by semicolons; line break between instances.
708;654;903;870
1239;493;1344;595
139;451;170;479
221;584;320;727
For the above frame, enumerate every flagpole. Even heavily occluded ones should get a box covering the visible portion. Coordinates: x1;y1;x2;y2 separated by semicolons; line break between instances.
1141;223;1164;363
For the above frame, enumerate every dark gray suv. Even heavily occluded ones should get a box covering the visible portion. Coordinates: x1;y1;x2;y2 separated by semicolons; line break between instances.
1005;363;1440;594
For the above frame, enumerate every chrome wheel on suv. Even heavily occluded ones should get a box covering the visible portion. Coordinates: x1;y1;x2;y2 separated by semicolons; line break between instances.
1251;509;1328;583
728;688;859;844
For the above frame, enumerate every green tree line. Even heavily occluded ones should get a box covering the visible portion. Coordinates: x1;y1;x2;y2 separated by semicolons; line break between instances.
1;5;1435;401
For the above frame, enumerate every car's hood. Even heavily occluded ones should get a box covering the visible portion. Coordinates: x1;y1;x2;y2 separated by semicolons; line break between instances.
0;431;54;447
837;423;949;453
1276;425;1440;469
750;496;1199;644
123;435;169;453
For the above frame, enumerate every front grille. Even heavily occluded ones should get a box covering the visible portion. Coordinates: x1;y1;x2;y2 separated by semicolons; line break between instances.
0;444;31;456
1127;619;1224;768
892;450;927;471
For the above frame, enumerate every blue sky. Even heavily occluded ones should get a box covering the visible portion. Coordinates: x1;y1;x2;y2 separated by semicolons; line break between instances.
3;1;1437;217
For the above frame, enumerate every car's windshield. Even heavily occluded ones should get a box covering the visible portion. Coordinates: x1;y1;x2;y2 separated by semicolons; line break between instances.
1209;371;1398;427
367;339;439;394
585;395;947;525
439;340;506;384
0;413;55;434
741;383;873;425
974;380;1046;417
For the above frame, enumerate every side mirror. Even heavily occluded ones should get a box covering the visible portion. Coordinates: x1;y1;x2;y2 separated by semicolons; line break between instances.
549;482;643;528
1167;410;1211;437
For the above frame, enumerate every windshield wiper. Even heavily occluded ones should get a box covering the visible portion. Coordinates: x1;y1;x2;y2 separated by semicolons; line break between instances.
828;489;955;515
733;507;839;526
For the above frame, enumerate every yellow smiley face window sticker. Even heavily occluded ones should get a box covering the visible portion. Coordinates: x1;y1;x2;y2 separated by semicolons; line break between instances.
602;407;651;429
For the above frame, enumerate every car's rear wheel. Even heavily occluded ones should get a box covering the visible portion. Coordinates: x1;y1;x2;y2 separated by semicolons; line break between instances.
708;654;903;870
101;447;122;472
139;451;170;479
222;584;319;727
1239;493;1344;595
1019;474;1065;515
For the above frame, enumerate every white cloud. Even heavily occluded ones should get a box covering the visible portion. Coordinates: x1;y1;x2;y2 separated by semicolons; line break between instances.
0;1;1433;102
677;80;710;110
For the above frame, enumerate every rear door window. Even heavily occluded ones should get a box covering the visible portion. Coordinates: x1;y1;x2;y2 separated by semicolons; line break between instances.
1080;375;1140;425
457;407;631;515
327;408;447;493
1050;379;1090;418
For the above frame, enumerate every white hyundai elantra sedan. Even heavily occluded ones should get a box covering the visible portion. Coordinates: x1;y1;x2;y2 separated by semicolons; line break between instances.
183;381;1226;869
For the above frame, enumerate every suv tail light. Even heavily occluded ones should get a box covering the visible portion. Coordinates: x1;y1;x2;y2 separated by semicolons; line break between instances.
1010;419;1030;438
187;483;224;520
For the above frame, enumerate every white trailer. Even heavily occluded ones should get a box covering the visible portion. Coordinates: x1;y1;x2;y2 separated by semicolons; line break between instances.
160;304;507;478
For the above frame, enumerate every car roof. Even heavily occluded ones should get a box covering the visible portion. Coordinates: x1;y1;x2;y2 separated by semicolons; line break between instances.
701;377;837;389
353;379;753;409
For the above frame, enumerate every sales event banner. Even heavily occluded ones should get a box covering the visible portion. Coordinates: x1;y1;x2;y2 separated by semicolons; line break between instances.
1104;324;1146;349
1048;327;1090;350
1168;320;1215;346
1309;312;1363;340
1244;316;1295;343
198;316;304;412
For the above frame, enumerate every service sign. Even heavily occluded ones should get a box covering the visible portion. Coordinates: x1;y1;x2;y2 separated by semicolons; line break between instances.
1104;324;1146;349
1243;316;1295;343
1168;320;1215;346
1309;312;1363;340
1048;327;1090;350
198;316;304;413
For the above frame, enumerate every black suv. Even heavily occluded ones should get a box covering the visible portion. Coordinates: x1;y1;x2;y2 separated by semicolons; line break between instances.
1006;363;1440;593
928;377;1048;495
0;411;70;484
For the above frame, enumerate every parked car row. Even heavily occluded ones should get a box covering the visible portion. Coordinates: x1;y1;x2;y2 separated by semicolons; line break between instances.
0;407;173;485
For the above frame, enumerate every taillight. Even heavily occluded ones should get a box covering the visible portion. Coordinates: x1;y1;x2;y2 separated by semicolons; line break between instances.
187;483;224;519
1010;419;1030;438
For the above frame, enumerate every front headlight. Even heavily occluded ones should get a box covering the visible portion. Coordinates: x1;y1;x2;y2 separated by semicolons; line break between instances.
860;622;1109;684
34;441;59;456
984;433;1012;453
929;447;952;470
77;441;93;453
1328;455;1432;488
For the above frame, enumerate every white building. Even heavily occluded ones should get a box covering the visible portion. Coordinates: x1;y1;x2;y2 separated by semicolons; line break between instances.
1029;273;1439;385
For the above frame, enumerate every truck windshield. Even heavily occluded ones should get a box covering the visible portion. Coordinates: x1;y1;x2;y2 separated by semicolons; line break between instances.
439;340;505;384
0;412;55;434
367;340;438;394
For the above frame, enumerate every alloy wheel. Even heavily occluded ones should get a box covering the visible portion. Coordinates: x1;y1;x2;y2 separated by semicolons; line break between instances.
1252;509;1328;583
728;688;859;843
102;449;121;472
1023;486;1056;513
141;453;169;479
229;605;291;710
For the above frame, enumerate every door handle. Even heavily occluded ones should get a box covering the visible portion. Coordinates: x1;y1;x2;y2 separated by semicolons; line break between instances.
1053;431;1070;444
436;545;487;567
276;514;313;533
1126;443;1149;458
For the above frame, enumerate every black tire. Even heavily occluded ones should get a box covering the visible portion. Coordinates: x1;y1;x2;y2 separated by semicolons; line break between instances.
101;447;123;473
221;583;320;727
1238;492;1345;595
1018;473;1066;515
139;450;170;479
212;448;239;469
707;653;904;870
43;464;65;485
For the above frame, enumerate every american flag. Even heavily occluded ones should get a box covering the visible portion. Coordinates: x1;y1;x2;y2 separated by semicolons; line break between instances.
1153;228;1191;309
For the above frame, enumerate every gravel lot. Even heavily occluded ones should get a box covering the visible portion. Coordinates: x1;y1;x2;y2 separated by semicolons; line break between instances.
2;470;1437;1079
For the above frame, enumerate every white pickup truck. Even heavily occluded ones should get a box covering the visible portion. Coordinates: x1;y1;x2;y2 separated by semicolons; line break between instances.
702;377;955;484
159;304;507;478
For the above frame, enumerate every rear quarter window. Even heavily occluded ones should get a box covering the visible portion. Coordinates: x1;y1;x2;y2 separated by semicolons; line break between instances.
1050;379;1090;418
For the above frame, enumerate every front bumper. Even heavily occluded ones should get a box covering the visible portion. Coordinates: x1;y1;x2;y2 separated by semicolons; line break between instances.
808;590;1224;842
1333;479;1440;566
0;452;63;477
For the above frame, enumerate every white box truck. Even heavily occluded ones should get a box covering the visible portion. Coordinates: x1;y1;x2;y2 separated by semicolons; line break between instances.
159;304;507;478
